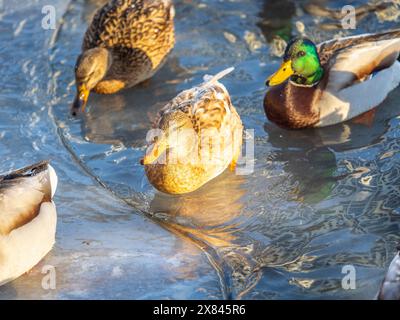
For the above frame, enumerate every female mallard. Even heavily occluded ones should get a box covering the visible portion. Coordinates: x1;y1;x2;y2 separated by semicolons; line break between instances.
0;161;57;286
72;0;175;114
264;29;400;129
142;68;243;194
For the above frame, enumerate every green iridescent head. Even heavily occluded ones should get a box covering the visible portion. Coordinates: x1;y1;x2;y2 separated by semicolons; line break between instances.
267;38;324;87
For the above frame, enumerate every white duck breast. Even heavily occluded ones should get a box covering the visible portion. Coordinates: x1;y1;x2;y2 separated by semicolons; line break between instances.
0;162;57;286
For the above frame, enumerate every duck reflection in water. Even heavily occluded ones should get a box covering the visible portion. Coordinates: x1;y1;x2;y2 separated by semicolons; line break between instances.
149;172;247;248
257;0;296;42
81;92;160;147
148;172;265;298
263;91;398;205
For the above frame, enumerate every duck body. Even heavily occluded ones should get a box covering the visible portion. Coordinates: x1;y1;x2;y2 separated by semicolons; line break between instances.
144;68;243;194
265;29;400;129
83;0;175;94
0;161;57;286
72;0;175;114
377;247;400;300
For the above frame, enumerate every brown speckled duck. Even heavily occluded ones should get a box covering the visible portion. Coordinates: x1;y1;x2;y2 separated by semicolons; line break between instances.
0;161;58;286
142;68;243;195
264;29;400;129
72;0;175;114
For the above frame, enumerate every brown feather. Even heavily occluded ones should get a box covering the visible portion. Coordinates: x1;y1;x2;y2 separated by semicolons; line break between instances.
145;71;243;194
82;0;175;91
318;29;400;65
264;69;329;129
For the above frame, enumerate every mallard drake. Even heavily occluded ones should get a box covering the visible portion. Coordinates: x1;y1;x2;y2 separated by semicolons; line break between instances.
142;67;243;194
72;0;175;114
264;29;400;129
0;161;57;286
377;245;400;300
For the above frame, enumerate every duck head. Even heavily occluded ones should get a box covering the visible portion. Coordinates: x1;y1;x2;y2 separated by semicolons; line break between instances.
72;47;112;115
266;38;324;87
142;112;196;165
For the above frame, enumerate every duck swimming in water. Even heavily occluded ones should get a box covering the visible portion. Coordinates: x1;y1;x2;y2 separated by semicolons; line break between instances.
264;29;400;129
143;68;243;195
72;0;175;114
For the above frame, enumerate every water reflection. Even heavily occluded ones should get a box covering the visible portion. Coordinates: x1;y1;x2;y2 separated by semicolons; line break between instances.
149;172;260;298
303;1;394;30
150;172;246;248
82;0;110;23
258;0;400;54
82;90;157;147
257;0;296;42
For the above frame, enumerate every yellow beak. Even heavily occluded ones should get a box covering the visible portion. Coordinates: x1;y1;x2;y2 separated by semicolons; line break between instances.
266;60;294;86
142;136;168;165
71;84;90;115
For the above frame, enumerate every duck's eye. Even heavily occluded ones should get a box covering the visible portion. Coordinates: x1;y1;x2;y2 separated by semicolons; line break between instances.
297;51;306;58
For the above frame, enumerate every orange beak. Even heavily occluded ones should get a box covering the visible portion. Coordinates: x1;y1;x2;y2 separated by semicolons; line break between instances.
71;84;90;115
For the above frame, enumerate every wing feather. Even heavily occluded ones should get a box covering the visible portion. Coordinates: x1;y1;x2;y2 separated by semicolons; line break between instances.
83;0;174;51
317;29;400;65
324;38;400;92
154;68;242;165
0;162;54;236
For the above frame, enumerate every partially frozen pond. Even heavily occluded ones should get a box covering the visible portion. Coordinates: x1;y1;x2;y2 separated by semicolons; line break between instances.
0;0;399;299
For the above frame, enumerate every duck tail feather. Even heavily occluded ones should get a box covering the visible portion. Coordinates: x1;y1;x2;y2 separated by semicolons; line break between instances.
203;67;235;84
0;160;50;181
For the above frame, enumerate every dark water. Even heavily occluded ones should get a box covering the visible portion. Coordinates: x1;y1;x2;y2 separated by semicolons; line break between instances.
0;0;400;299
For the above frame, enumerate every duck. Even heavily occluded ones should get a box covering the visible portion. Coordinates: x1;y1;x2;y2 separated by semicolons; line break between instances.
377;244;400;300
264;29;400;129
72;0;175;115
0;161;58;286
142;67;243;195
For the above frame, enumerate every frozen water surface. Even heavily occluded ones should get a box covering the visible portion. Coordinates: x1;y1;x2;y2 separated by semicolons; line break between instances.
0;0;400;299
